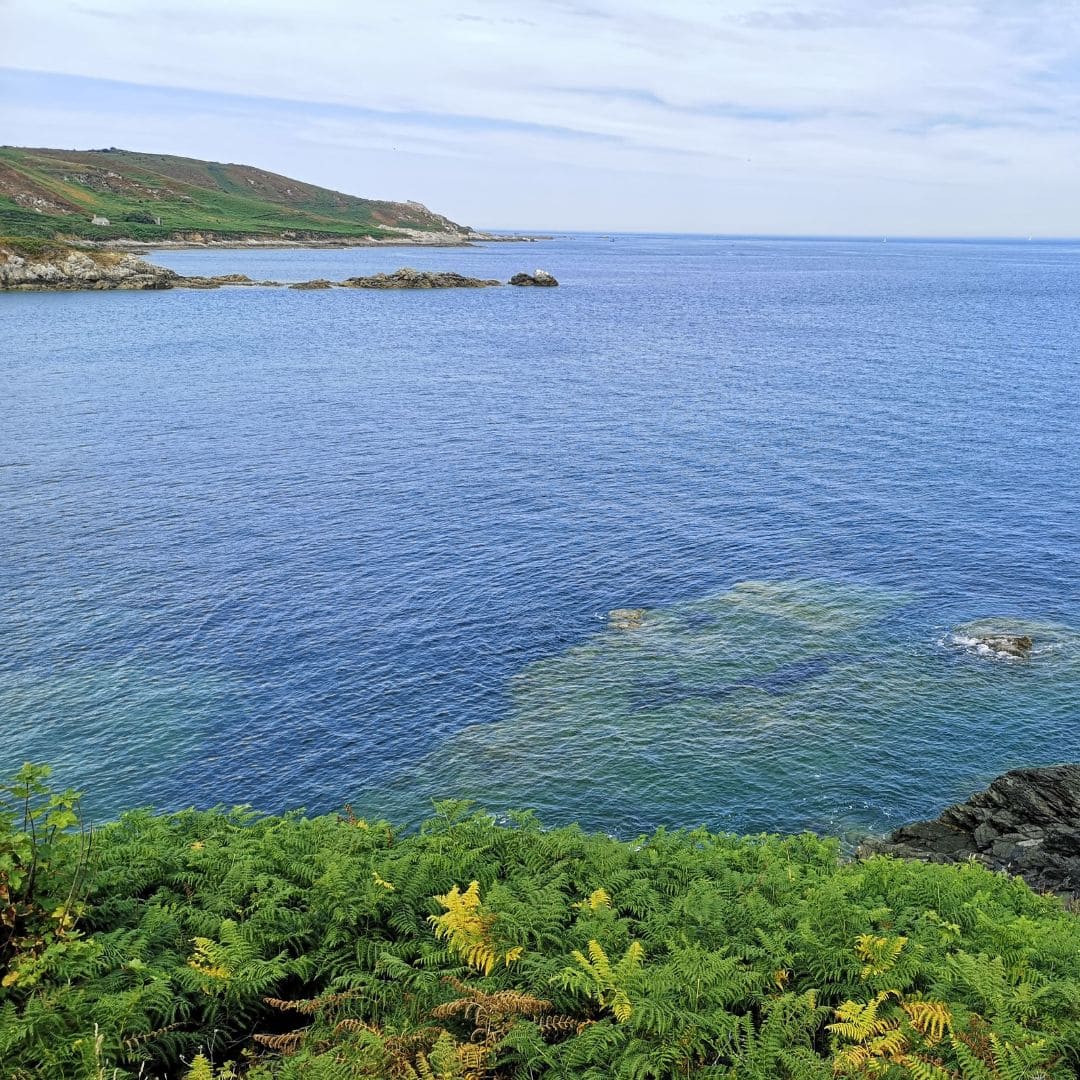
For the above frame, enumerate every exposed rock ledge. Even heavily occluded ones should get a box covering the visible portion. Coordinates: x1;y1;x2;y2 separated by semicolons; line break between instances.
341;269;500;289
862;765;1080;899
1;247;559;292
0;246;178;290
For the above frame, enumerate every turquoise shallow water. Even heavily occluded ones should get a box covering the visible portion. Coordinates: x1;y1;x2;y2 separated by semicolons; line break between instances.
1;234;1078;835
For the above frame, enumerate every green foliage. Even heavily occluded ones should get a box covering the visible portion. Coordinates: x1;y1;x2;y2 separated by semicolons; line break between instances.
1;766;1079;1079
0;763;92;988
0;234;74;258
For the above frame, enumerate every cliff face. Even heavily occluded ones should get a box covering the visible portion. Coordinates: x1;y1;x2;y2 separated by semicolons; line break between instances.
0;243;177;290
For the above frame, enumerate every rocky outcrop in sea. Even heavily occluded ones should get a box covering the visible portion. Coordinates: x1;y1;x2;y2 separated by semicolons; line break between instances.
340;268;501;289
509;270;558;286
863;765;1080;899
0;246;178;290
0;247;558;292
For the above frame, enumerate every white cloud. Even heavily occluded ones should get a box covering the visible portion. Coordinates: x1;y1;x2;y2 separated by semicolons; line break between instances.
3;1;1080;232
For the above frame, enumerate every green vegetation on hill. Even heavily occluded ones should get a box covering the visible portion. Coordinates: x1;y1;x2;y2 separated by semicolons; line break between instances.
0;147;470;243
2;764;1079;1079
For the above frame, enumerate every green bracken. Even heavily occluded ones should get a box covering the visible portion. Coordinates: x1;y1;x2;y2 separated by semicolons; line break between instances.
1;765;1078;1079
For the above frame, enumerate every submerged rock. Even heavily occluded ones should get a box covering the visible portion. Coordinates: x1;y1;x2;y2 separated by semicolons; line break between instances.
608;608;646;630
289;279;335;290
862;765;1080;898
509;269;558;286
341;268;500;289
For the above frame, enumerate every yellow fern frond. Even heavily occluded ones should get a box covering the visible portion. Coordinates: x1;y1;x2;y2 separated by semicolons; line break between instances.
902;1000;952;1044
832;1044;872;1073
868;1027;908;1057
828;991;899;1041
586;938;613;980
185;1054;215;1080
574;888;612;911
373;870;395;891
187;938;231;982
570;940;643;1023
855;934;907;978
429;881;516;975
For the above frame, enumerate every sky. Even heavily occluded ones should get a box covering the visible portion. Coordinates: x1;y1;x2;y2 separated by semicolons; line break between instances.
2;0;1080;235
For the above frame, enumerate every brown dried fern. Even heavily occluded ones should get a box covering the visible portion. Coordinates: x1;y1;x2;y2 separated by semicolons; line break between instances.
253;1031;305;1054
121;1023;184;1050
433;976;580;1047
263;988;363;1015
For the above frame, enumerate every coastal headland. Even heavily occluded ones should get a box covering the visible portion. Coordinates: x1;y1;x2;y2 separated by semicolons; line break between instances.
0;145;546;248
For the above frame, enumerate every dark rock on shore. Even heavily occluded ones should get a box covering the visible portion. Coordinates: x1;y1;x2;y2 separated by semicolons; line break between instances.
509;270;558;286
341;268;500;289
862;765;1080;898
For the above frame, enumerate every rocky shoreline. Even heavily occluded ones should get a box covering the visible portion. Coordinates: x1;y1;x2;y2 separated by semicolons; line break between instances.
863;765;1080;900
90;230;550;251
0;245;558;291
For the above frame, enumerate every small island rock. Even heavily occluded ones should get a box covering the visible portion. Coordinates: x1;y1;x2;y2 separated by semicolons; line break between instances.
976;634;1033;657
509;269;559;286
341;268;500;289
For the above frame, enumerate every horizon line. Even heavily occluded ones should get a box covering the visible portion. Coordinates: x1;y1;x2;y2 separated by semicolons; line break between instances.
480;228;1080;243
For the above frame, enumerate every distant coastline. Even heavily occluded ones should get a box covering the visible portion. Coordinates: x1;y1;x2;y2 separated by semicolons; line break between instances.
0;144;548;249
95;230;550;251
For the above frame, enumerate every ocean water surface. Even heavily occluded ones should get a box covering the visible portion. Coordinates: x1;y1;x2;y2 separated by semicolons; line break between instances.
2;234;1078;836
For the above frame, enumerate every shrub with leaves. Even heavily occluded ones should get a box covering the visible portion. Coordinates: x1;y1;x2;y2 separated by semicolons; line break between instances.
1;769;1078;1079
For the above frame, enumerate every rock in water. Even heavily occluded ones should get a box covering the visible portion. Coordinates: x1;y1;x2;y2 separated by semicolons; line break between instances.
341;268;500;289
976;634;1033;657
862;765;1080;898
509;269;559;286
289;279;335;290
608;608;646;630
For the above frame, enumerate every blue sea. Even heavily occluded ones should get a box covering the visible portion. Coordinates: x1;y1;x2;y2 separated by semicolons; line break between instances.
2;234;1078;838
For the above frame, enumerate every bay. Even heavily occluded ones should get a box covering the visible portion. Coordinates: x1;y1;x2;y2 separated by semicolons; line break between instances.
2;234;1078;836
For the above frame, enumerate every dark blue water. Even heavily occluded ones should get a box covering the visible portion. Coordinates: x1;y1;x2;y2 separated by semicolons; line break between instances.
2;235;1078;835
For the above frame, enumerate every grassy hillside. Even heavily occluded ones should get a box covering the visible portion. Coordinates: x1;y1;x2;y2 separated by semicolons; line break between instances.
0;146;472;244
